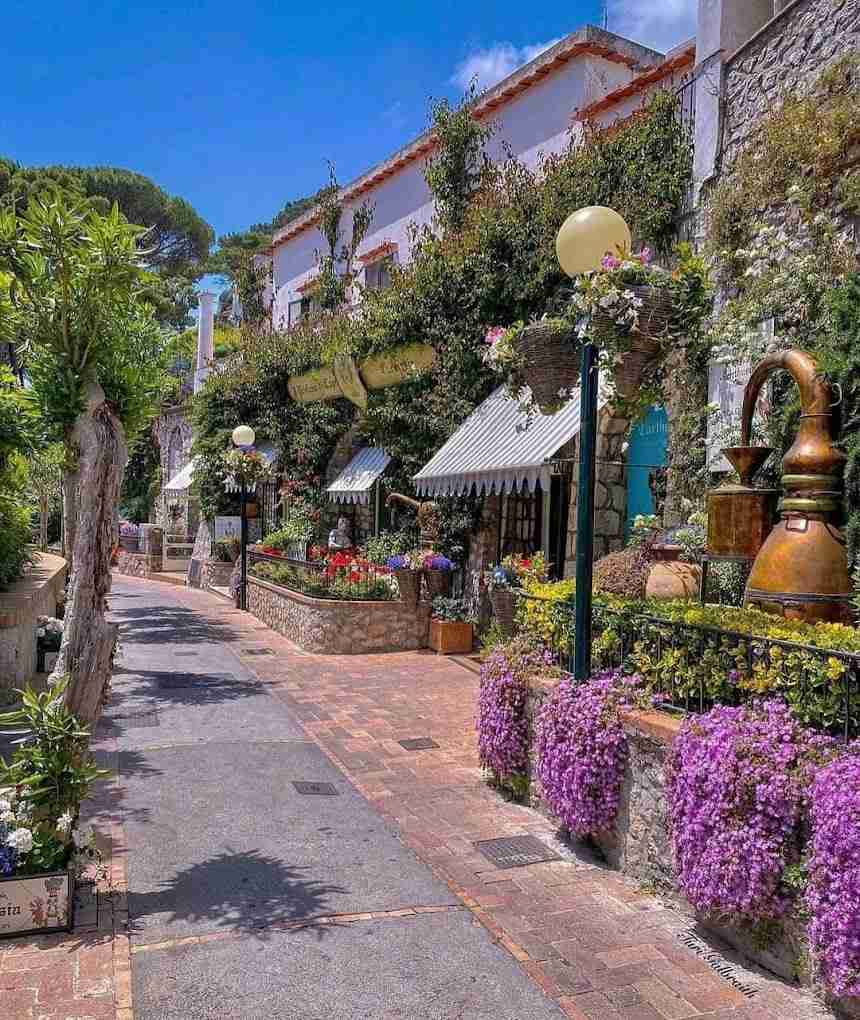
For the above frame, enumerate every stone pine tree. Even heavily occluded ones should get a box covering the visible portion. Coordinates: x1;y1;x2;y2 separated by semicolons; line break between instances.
0;193;167;725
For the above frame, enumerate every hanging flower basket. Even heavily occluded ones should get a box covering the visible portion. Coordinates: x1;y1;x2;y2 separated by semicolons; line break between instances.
490;588;517;635
590;285;672;349
512;321;581;414
394;568;421;607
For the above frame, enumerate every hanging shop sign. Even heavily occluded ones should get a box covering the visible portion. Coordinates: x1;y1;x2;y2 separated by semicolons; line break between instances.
286;343;436;408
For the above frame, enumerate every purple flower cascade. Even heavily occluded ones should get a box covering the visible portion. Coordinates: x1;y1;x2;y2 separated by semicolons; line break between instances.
536;670;637;837
477;640;556;782
667;700;824;923
807;750;860;998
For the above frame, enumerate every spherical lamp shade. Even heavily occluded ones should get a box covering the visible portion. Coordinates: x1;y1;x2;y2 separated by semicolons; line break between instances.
231;424;256;448
556;206;632;278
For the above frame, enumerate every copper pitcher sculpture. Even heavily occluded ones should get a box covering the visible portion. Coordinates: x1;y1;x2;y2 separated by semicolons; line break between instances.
384;492;441;547
707;349;852;623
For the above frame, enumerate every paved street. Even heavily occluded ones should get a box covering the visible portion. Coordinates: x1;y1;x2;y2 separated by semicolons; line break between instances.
0;576;835;1019
101;578;568;1019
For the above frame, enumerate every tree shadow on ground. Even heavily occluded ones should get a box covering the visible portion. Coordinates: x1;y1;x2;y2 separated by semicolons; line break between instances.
128;851;347;942
104;667;262;711
86;746;164;827
109;604;239;646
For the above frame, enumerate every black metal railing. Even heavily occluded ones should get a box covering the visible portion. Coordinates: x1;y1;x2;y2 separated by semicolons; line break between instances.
249;549;396;602
511;590;860;739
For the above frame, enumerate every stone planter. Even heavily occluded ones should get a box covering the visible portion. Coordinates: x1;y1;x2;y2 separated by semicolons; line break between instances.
429;619;473;654
0;870;73;938
394;568;421;607
119;535;139;553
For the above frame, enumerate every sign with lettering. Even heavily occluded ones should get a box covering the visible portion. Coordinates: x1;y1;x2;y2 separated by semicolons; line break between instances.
0;872;72;937
286;344;436;406
287;366;342;404
360;343;436;390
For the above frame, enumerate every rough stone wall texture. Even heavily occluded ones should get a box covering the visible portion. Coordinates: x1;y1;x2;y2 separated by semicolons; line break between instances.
202;560;234;589
0;554;67;689
247;577;430;654
722;0;860;167
115;551;162;579
566;408;629;569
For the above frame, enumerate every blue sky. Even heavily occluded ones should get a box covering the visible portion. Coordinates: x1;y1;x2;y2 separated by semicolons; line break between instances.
3;0;694;244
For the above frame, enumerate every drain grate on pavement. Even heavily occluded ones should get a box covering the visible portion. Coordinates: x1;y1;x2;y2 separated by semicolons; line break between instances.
156;672;243;689
292;781;339;796
174;652;198;658
241;647;274;655
398;737;439;750
475;835;561;870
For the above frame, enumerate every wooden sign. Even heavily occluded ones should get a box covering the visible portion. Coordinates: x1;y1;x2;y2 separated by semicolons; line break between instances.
286;343;436;407
287;366;342;404
360;343;435;390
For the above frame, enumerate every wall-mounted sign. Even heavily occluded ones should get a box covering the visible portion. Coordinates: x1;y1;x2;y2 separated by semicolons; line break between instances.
286;343;436;407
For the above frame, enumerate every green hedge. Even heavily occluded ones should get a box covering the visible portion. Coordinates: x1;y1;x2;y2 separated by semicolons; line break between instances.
0;495;33;589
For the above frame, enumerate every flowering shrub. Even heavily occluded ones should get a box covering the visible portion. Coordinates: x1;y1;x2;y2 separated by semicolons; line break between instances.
424;553;455;571
118;520;139;537
387;550;422;570
807;751;860;998
477;638;559;792
569;249;659;340
221;447;272;487
666;701;832;923
537;670;646;837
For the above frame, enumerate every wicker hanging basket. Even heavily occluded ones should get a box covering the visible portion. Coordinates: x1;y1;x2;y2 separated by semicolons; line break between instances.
513;321;581;413
394;568;421;607
490;588;517;635
613;350;654;399
590;285;672;351
424;569;452;598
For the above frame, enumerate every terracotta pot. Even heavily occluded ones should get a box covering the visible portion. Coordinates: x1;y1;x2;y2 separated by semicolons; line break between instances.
424;569;452;597
429;619;474;654
490;588;517;634
645;560;702;601
394;568;421;607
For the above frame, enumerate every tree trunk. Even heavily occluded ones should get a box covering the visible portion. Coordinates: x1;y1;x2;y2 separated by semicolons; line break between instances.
39;496;49;551
62;472;79;561
54;381;128;728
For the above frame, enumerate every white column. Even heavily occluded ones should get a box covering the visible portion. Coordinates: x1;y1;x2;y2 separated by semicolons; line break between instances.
193;292;217;394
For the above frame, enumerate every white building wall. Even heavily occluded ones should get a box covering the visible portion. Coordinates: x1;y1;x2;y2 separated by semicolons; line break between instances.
271;46;669;329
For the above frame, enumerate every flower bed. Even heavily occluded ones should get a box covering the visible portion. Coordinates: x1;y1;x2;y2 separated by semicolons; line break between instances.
250;551;395;602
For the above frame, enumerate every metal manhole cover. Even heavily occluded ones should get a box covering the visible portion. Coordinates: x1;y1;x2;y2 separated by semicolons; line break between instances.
398;737;439;750
475;835;560;869
156;673;242;689
292;781;339;796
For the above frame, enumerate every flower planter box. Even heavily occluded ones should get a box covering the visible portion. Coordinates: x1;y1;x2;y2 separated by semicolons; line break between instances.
119;536;139;553
429;619;473;655
0;870;73;938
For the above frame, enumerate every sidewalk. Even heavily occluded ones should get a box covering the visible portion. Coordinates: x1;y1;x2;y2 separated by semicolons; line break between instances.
0;577;834;1019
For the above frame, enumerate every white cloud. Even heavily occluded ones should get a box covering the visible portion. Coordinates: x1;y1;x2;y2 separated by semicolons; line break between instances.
610;0;697;53
451;37;563;92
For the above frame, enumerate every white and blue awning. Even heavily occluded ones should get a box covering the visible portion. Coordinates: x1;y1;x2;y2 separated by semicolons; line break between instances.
414;385;606;497
163;456;199;494
327;447;391;505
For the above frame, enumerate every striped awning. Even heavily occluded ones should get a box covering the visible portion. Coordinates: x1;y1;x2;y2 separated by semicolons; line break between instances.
414;385;604;497
327;447;391;505
163;456;199;494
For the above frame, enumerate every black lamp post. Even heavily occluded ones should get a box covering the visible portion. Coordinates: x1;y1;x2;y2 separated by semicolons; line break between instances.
231;424;256;611
555;206;631;681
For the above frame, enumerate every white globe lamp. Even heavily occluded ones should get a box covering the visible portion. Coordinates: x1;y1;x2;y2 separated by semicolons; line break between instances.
231;424;256;449
555;206;631;278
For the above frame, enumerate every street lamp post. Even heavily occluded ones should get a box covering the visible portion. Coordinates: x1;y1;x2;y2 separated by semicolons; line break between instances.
555;206;631;681
231;424;256;611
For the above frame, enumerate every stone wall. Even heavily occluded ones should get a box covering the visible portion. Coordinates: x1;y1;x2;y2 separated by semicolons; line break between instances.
115;551;163;579
0;553;67;690
248;577;431;654
722;0;860;167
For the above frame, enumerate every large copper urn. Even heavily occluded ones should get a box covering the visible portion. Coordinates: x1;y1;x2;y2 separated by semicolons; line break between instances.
708;349;852;623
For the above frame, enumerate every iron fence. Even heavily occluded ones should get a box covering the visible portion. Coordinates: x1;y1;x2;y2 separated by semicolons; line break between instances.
511;590;860;739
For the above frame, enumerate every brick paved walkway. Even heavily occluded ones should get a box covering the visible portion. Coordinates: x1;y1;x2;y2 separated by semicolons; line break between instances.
0;579;836;1019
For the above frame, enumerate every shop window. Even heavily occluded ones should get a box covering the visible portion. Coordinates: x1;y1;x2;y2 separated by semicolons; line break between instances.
499;486;542;558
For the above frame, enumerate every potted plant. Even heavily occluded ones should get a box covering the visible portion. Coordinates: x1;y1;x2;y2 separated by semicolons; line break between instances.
35;616;63;674
486;552;549;634
429;597;475;654
0;680;107;937
423;553;456;597
387;551;422;607
118;521;139;553
483;320;580;415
